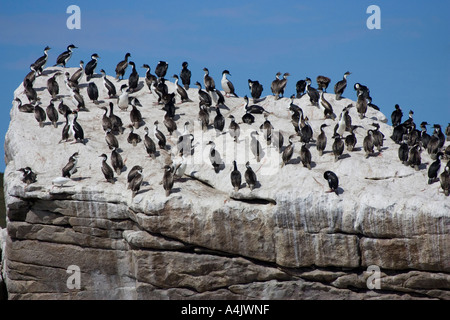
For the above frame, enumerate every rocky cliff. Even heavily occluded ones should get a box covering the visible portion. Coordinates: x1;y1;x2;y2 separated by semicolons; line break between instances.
2;67;449;299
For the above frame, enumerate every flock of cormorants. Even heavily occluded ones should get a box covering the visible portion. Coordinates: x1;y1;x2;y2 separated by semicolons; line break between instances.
14;45;450;197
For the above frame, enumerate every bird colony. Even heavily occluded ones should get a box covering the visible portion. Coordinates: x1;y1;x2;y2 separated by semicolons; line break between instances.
11;45;450;201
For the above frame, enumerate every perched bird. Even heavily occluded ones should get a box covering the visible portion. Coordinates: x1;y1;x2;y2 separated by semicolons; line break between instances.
428;152;443;184
105;128;119;150
46;99;59;128
323;171;339;194
115;52;131;80
271;130;284;152
47;72;61;99
111;147;124;175
70;87;86;111
198;104;210;132
87;82;99;104
127;165;143;187
99;106;112;132
391;104;403;127
155;61;169;79
354;83;371;100
72;110;85;144
305;77;319;106
363;130;375;158
196;81;212;107
244;161;257;191
372;123;385;152
154;120;166;149
128;61;139;93
398;137;409;165
250;131;263;162
316;75;331;92
85;53;100;81
31;46;51;75
334;71;351;100
345;125;358;152
446;123;450;141
272;72;289;100
17;167;37;185
162;164;174;196
129;167;144;198
248;79;263;103
14;98;34;113
173;74;191;103
221;70;238;97
99;154;115;183
143;126;157;159
24;79;38;104
316;124;328;156
207;141;222;173
355;90;368;119
51;177;72;188
108;102;124;134
295;79;306;98
408;144;422;171
130;98;143;129
318;90;335;119
70;61;84;85
281;135;295;167
299;142;312;169
419;122;431;148
213;107;225;136
180;61;191;90
243;95;266;114
54;44;77;67
230;160;242;192
203;67;215;92
440;165;450;196
34;102;46;128
98;70;116;99
332;134;345;162
141;64;157;93
117;84;129;111
127;125;142;146
62;152;79;178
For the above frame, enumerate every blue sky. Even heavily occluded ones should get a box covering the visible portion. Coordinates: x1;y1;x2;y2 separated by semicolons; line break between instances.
0;1;449;172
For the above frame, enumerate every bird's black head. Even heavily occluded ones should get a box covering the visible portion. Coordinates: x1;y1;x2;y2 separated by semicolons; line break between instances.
182;61;188;68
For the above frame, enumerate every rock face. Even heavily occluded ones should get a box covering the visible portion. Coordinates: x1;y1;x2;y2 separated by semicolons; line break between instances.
2;67;449;300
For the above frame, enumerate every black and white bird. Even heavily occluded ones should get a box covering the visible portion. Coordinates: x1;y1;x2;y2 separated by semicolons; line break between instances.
100;69;117;98
198;104;210;132
213;106;225;136
55;44;77;67
228;115;240;143
243;95;266;114
355;90;368;119
196;81;212;107
173;74;192;103
363;130;375;158
440;165;450;196
115;52;131;80
305;77;319;106
272;72;289;100
221;70;238;97
163;164;174;197
85;53;100;81
127;165;143;187
323;171;339;194
31;46;51;75
154;120;166;149
62;152;79;178
207;141;222;173
318;90;335;119
259;113;274;146
117;84;129;111
17;167;37;185
142;64;157;93
334;71;351;100
345;125;359;152
130;97;143;129
203;67;215;92
250;131;263;162
295;79;306;98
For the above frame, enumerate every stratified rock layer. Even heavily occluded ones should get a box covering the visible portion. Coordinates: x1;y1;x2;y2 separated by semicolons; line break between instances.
2;67;449;299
